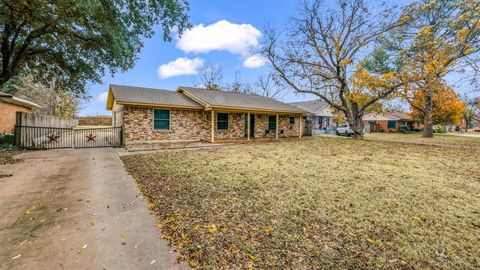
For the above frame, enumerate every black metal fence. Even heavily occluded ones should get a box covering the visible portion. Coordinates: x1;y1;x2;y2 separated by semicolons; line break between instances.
14;126;123;149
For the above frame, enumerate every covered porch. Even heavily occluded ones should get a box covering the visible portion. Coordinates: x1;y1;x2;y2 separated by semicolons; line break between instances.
207;108;304;143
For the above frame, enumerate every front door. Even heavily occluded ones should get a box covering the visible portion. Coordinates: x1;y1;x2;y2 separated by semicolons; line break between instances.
245;114;255;138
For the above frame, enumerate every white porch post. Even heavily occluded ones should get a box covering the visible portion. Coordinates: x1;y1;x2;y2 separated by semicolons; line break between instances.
211;110;215;143
299;115;303;138
275;114;279;140
247;112;251;141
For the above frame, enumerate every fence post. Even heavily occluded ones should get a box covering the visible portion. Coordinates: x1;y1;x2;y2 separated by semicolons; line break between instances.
13;126;17;147
120;127;124;146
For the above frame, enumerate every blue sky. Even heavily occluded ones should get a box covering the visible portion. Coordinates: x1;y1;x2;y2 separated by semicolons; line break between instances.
81;0;478;116
81;0;304;116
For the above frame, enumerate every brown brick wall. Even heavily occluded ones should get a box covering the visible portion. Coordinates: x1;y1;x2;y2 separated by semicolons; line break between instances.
123;105;303;142
0;101;32;134
214;112;246;140
252;114;301;138
364;120;422;132
363;120;396;132
123;106;210;141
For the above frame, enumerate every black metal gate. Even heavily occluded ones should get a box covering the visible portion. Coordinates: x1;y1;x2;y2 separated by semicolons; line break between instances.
14;126;123;149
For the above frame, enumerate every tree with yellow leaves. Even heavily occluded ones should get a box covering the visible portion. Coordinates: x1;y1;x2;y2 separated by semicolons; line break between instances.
260;0;409;139
410;84;466;126
384;0;480;137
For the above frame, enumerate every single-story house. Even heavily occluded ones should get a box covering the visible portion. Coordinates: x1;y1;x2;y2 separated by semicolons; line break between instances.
0;92;41;134
288;100;336;135
363;112;422;133
106;85;307;144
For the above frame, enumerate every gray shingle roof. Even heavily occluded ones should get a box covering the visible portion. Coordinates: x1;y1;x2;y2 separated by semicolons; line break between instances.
179;86;305;113
288;100;329;114
110;85;202;108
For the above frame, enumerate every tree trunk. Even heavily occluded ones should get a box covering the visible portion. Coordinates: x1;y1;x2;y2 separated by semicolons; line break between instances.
347;112;365;139
423;92;434;138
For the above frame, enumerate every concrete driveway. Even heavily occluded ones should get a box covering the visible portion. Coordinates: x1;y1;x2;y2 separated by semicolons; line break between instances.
0;148;185;270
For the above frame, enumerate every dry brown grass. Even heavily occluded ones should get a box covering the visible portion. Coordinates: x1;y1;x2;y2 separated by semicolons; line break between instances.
122;136;480;269
365;132;480;148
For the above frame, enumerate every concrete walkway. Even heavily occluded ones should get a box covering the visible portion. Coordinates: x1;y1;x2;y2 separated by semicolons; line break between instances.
0;148;185;270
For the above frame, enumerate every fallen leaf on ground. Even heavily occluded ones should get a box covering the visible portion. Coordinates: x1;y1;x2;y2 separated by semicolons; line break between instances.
77;244;88;254
208;224;217;233
12;254;21;260
120;232;127;238
263;226;274;235
24;209;32;215
19;239;28;246
367;238;378;244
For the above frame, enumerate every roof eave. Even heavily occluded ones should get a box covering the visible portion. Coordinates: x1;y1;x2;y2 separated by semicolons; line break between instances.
115;101;203;110
210;105;306;114
106;85;115;111
1;96;41;108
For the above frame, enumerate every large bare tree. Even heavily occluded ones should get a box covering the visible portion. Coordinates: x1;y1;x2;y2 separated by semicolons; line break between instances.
261;0;408;138
195;64;223;91
254;73;285;99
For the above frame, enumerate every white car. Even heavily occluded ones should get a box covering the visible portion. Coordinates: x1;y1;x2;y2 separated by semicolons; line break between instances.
336;124;354;136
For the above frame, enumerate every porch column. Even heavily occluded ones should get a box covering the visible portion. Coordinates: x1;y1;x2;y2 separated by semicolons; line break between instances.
210;110;215;143
298;115;303;138
247;112;251;141
275;114;279;140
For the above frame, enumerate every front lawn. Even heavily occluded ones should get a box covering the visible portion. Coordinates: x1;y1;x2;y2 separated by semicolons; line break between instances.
122;137;480;269
365;132;480;148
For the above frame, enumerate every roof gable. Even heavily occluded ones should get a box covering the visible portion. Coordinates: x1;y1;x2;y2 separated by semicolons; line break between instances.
106;85;203;110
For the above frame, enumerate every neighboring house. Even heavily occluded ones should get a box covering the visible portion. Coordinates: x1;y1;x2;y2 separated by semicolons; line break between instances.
288;100;335;135
106;85;306;144
0;92;41;134
363;112;421;133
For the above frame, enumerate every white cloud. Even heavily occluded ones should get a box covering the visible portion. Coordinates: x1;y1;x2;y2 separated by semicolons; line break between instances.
243;55;267;68
176;20;261;56
157;57;204;79
97;91;108;102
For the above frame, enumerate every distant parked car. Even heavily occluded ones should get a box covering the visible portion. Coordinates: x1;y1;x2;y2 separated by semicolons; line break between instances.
336;124;354;136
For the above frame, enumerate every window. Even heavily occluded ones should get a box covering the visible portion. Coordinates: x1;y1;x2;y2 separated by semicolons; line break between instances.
289;117;295;124
318;117;323;125
217;113;229;130
153;109;170;130
268;115;276;130
387;120;396;129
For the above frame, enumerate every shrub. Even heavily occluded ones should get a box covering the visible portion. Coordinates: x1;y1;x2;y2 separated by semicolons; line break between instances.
0;144;16;151
399;125;410;134
433;127;446;133
1;134;15;144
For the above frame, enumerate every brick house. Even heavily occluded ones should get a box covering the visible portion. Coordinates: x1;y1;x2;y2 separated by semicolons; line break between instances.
0;92;41;134
363;112;422;133
106;85;307;144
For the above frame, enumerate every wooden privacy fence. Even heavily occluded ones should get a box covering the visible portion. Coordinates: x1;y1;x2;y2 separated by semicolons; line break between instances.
16;112;78;128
